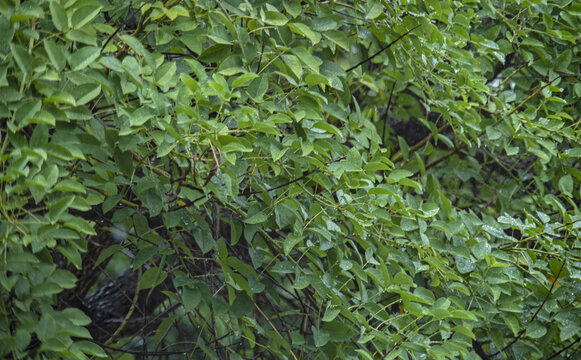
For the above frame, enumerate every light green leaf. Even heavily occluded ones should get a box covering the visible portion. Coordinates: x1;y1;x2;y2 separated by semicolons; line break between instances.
45;91;76;106
69;46;100;71
282;54;303;79
365;2;383;19
305;73;328;88
388;169;413;181
284;233;302;255
312;121;342;138
482;224;505;238
245;211;267;224
74;84;101;105
155;62;177;88
292;47;322;73
44;40;66;71
323;30;349;50
232;72;259;88
49;2;68;31
64;216;96;235
559;174;573;195
10;43;32;75
47;195;75;223
284;0;302;17
264;11;288;26
322;307;341;322
343;148;362;172
71;5;102;29
526;321;547;339
247;74;268;101
288;23;321;45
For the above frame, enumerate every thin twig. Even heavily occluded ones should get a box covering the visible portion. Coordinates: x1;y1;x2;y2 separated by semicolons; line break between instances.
104;267;143;346
382;81;397;144
491;259;566;357
255;303;299;360
246;155;347;195
256;31;266;74
346;25;420;72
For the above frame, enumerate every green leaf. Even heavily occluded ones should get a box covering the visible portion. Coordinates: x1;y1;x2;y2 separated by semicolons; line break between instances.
49;2;68;31
558;174;573;195
14;99;42;125
64;216;96;235
283;233;302;255
180;34;202;54
69;46;100;71
264;11;288;26
521;37;544;47
305;73;328;88
71;5;102;29
322;307;341;322
94;244;122;268
44;40;66;71
155;62;177;88
355;348;375;360
45;91;76;106
129;108;154;127
288;23;321;45
61;308;91;326
10;43;32;75
231;293;253;317
292;47;323;73
503;314;521;336
47;195;75;223
31;282;62;297
283;0;302;17
313;326;330;347
134;246;158;269
312;121;343;138
365;2;384;19
66;27;97;46
342;148;362;172
74;84;101;105
453;325;475;339
245;211;268;224
247;74;268;102
193;226;215;254
388;169;413;181
11;2;43;22
140;267;167;290
199;44;230;63
526;321;547;339
72;341;107;358
555;49;572;71
232;72;259;88
482;224;505;238
271;261;296;274
282;54;303;79
58;245;82;270
393;272;413;286
182;286;202;312
323;30;349;50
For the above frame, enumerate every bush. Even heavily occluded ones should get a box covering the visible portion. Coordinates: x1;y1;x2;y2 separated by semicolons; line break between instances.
1;0;580;358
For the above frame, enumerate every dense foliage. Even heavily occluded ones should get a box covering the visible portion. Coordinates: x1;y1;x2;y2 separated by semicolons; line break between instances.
1;0;580;359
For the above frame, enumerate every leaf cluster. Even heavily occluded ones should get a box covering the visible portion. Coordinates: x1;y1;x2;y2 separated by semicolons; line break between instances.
1;0;580;359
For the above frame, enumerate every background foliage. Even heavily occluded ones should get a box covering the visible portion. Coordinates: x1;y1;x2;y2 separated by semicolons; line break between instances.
1;0;581;359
